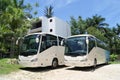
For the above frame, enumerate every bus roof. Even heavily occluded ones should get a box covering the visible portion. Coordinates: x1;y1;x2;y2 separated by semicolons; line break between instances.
67;34;96;38
26;32;65;38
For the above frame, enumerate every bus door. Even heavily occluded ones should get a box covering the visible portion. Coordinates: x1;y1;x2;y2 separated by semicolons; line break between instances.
38;34;58;65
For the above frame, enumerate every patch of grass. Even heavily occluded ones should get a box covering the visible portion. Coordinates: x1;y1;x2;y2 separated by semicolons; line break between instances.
109;60;120;64
0;58;21;75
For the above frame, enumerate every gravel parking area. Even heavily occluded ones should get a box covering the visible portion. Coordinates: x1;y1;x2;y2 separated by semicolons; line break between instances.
0;64;120;80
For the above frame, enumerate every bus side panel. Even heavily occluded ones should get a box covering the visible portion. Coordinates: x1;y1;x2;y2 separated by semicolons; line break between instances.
88;47;107;65
56;46;65;65
105;50;110;63
87;47;96;66
95;47;107;64
37;46;64;67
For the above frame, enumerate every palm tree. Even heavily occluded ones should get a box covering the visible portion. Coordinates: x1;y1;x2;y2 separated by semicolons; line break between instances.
70;16;88;35
77;16;87;34
12;0;25;9
44;5;54;18
70;17;79;35
70;15;109;35
116;24;120;35
86;14;109;29
86;14;109;37
111;24;120;54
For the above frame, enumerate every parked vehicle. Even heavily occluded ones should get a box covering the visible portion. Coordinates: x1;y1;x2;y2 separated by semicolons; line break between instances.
64;34;110;67
18;17;71;68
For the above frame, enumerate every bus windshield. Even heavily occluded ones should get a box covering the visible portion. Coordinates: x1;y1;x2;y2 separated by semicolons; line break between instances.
20;34;40;56
65;36;87;56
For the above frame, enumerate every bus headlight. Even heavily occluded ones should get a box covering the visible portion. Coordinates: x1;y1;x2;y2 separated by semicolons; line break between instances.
31;58;38;62
80;58;87;62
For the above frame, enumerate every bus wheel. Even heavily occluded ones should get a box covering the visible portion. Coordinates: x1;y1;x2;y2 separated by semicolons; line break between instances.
105;59;109;65
94;59;97;68
52;59;58;68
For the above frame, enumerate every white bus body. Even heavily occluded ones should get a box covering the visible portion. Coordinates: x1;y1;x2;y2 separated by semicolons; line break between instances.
64;34;110;67
18;33;65;68
18;17;71;68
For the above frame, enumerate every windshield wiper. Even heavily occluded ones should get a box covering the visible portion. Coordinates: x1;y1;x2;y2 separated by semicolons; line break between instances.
65;52;86;57
65;52;79;57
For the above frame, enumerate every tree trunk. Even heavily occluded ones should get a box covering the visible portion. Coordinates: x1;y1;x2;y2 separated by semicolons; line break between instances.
10;37;15;58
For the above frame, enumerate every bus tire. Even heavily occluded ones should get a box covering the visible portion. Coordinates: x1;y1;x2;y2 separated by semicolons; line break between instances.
52;59;58;68
94;59;97;68
105;61;109;65
105;59;109;65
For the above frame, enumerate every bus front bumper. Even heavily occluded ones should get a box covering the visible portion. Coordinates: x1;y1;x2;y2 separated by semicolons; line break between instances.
18;60;39;68
65;60;94;67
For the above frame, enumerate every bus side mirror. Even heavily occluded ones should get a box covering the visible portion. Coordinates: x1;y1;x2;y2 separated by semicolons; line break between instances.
36;37;39;43
61;39;65;46
16;37;20;45
16;37;23;45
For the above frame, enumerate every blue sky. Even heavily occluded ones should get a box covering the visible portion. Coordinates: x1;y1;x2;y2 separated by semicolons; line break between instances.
25;0;120;28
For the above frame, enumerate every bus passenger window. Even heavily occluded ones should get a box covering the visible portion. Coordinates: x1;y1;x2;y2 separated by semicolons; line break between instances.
88;37;96;52
46;34;57;47
40;36;47;52
40;34;58;53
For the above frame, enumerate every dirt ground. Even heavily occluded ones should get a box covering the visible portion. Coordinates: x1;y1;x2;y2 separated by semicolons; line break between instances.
0;64;120;80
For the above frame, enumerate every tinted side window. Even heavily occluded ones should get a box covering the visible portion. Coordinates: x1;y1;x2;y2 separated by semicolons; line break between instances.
40;35;46;52
46;34;57;47
96;39;109;50
40;34;57;53
88;37;96;52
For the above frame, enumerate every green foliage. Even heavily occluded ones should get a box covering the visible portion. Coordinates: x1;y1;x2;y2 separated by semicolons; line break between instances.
35;3;39;7
44;5;54;18
34;11;38;15
70;14;120;54
109;61;120;64
87;27;107;42
0;0;11;13
86;14;109;28
70;16;87;35
0;58;21;74
70;15;109;35
0;0;38;57
110;54;118;61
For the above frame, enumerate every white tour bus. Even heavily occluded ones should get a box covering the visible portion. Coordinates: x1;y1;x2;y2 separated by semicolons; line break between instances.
64;34;110;67
18;32;65;68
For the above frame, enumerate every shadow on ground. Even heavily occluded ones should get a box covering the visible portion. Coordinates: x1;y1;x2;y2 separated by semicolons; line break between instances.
66;64;108;72
20;65;66;72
